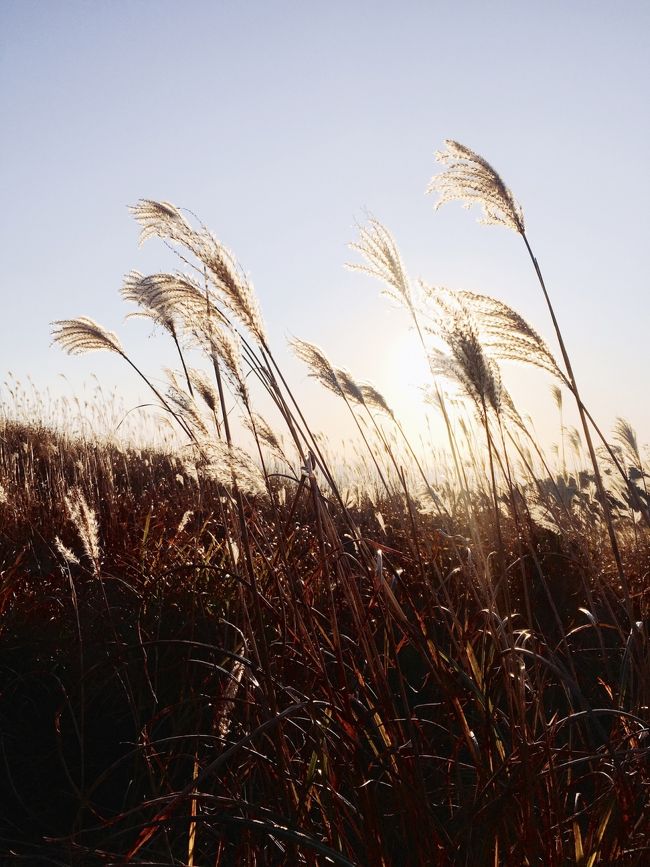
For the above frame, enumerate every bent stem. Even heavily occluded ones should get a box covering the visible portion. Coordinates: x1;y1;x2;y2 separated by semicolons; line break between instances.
119;352;195;442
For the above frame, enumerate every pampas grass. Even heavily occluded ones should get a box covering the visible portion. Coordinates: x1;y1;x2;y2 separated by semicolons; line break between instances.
1;145;649;866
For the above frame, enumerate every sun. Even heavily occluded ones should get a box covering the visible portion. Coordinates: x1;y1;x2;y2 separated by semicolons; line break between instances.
383;330;429;397
377;330;431;432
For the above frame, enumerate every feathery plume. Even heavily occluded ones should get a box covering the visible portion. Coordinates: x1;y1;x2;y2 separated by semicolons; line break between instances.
123;271;208;321
347;219;416;314
242;413;287;464
51;317;124;356
121;271;208;341
177;510;193;534
197;233;267;345
613;418;645;476
208;327;248;401
423;288;502;413
130;200;195;247
54;538;80;566
190;368;219;414
194;438;267;498
427;140;525;233
501;389;528;434
130;200;267;344
334;368;365;405
64;487;101;571
613;418;639;459
124;269;250;404
290;338;341;396
568;427;582;454
165;380;211;439
454;290;566;383
145;273;250;402
360;383;394;418
428;343;502;415
122;270;176;334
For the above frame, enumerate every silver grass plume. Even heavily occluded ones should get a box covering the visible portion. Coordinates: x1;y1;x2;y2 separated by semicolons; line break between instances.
193;438;267;498
129;199;195;247
208;327;248;402
190;368;220;414
568;427;582;454
611;418;648;519
51;317;124;356
334;367;365;405
121;270;207;336
613;418;644;472
360;383;394;418
197;233;266;345
125;269;249;404
290;338;341;396
551;385;563;411
242;413;287;464
63;487;101;572
121;270;177;335
500;389;528;434
54;538;80;567
165;374;211;439
428;343;502;415
613;418;639;459
130;200;267;345
427;140;525;234
453;290;567;384
423;384;449;414
177;510;193;534
289;339;395;492
159;278;249;402
347;219;416;316
422;287;502;413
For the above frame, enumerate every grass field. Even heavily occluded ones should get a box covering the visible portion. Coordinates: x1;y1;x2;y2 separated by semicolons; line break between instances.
1;143;649;865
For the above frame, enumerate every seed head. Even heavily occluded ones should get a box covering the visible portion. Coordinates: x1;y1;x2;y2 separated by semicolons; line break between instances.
51;317;124;356
348;218;416;315
427;140;525;234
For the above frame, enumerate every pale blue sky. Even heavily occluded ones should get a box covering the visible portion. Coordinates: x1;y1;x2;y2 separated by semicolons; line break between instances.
1;1;649;451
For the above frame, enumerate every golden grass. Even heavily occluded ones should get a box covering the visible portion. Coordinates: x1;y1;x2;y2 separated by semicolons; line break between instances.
1;143;649;865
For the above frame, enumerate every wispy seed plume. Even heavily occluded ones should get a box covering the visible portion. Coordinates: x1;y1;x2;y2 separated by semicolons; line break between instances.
290;338;341;396
360;383;394;418
51;317;124;357
347;219;416;315
130;200;267;345
427;140;525;234
63;487;101;572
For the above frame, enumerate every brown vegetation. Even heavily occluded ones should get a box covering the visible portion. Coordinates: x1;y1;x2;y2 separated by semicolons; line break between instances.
1;143;649;865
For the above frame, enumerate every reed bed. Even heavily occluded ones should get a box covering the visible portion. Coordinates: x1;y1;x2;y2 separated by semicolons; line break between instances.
1;143;649;865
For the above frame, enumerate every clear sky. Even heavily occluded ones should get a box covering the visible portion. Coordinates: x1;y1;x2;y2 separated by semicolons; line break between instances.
1;1;649;454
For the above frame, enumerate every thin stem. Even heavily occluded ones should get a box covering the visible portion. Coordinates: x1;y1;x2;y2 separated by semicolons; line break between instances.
170;328;194;398
521;232;632;623
119;352;195;441
481;396;508;610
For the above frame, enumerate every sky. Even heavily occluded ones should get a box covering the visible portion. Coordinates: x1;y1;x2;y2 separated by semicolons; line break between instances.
1;0;649;455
